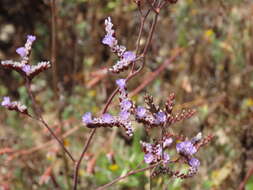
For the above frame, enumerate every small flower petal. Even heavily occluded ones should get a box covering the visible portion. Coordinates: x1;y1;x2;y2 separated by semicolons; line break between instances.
176;141;197;156
163;153;170;164
189;158;200;168
119;110;130;120
144;153;154;164
27;35;36;43
121;99;132;110
22;65;31;74
102;34;116;47
1;97;11;106
155;111;167;124
82;112;93;124
116;79;126;89
16;47;27;57
122;51;136;62
102;113;114;123
136;106;146;118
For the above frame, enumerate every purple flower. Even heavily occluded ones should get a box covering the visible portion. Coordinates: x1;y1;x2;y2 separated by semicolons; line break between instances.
82;112;93;124
189;158;200;168
144;153;154;164
136;106;146;118
116;79;126;89
163;138;173;148
176;141;197;156
122;51;136;62
121;99;132;110
145;144;153;152
119;110;130;120
27;35;36;43
22;65;31;74
16;47;27;57
155;111;167;124
163;153;170;164
102;34;116;47
1;96;11;106
155;145;162;156
102;113;113;123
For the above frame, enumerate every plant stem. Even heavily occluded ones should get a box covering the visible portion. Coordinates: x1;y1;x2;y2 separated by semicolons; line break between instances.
96;162;161;190
25;77;75;163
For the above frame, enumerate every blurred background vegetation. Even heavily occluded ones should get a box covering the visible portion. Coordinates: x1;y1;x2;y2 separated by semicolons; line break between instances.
0;0;253;189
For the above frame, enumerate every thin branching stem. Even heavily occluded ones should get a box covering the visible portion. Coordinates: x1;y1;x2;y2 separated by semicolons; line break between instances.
96;162;161;190
142;13;159;56
25;77;75;163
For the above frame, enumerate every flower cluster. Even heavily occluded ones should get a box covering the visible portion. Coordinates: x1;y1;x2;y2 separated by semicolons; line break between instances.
141;137;172;165
81;14;213;181
1;35;51;80
134;94;195;129
16;35;36;65
81;72;209;178
102;17;136;73
1;96;28;115
82;79;134;136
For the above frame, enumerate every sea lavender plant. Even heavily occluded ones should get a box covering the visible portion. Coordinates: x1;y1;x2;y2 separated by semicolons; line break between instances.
0;1;213;189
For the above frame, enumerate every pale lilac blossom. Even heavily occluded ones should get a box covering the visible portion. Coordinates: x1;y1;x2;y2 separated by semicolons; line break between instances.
144;153;154;164
119;110;130;120
1;97;11;106
176;141;197;156
121;99;132;110
102;113;114;123
155;111;167;124
82;112;93;124
163;138;173;148
16;47;27;57
22;65;31;74
136;106;146;118
189;158;200;168
116;79;126;89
